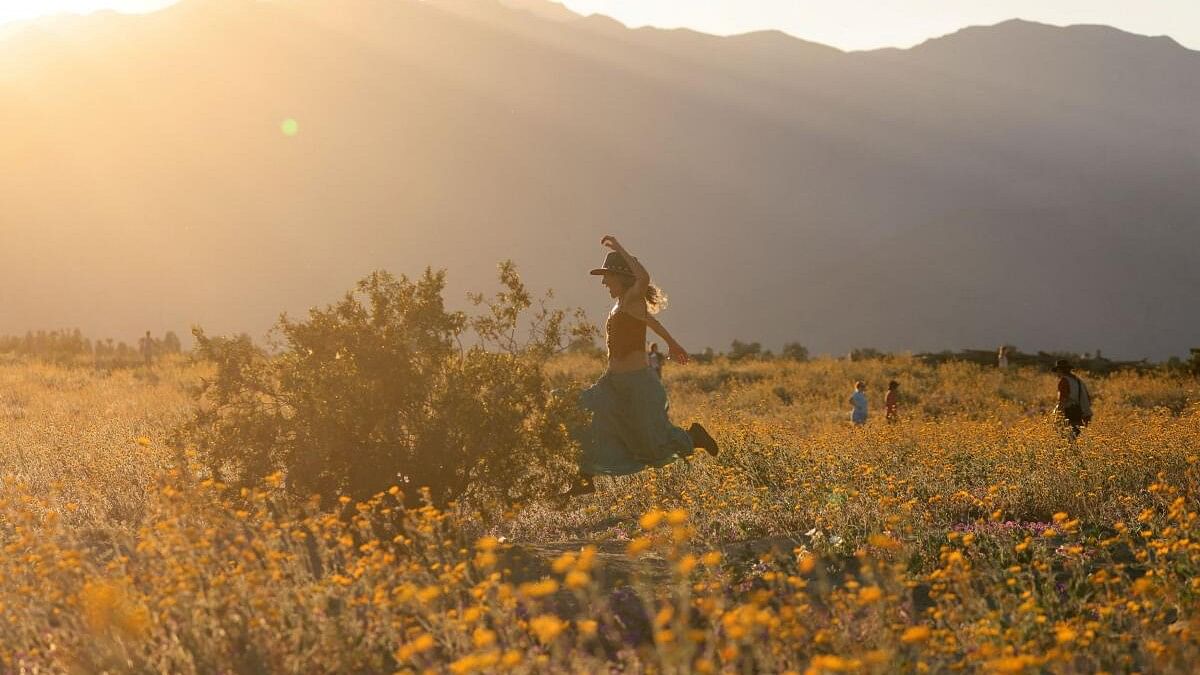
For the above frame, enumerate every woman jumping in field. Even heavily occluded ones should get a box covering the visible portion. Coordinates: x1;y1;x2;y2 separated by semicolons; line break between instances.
562;236;718;498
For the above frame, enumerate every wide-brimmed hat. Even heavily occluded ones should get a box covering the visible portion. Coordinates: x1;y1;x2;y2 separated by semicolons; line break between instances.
1052;359;1073;373
589;251;634;276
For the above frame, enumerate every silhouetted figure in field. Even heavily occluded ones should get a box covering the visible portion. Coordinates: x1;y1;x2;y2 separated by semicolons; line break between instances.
647;343;663;379
139;331;155;367
562;236;718;499
885;380;900;424
1053;359;1093;439
997;345;1010;370
849;380;868;426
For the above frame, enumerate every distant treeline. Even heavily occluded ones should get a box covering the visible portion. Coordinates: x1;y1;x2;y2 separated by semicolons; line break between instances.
913;347;1161;376
0;329;184;367
678;340;1200;376
6;328;1199;376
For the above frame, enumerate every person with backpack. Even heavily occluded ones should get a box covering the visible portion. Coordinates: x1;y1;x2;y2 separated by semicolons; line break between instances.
1052;359;1093;438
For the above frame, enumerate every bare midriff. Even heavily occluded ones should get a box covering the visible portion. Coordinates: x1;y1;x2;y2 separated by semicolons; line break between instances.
606;309;648;373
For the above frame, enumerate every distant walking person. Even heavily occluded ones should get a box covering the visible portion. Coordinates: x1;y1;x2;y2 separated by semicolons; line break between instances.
562;236;718;498
1053;360;1092;438
997;346;1010;370
647;343;664;379
139;331;155;367
885;380;900;424
849;381;869;426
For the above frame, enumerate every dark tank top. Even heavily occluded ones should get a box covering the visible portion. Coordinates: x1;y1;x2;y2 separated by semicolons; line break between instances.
606;309;647;358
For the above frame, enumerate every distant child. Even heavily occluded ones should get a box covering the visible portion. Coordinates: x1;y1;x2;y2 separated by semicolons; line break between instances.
997;346;1009;370
885;380;900;423
849;381;868;425
140;330;155;368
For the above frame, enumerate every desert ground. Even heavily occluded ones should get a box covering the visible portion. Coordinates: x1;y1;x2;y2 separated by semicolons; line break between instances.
0;351;1196;672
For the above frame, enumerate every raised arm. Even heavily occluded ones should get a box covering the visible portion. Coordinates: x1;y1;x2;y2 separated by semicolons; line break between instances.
645;316;689;365
601;235;649;298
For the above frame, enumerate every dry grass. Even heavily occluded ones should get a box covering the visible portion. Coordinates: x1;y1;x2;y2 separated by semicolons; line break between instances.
0;354;1197;672
0;357;197;529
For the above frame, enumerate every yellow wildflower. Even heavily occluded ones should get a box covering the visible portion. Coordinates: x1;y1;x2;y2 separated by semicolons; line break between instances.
640;509;665;530
627;536;651;556
518;579;559;598
472;627;496;648
529;614;565;644
858;586;883;604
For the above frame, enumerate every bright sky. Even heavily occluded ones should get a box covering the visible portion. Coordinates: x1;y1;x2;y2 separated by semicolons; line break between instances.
2;0;1198;52
559;0;1200;51
0;1;175;26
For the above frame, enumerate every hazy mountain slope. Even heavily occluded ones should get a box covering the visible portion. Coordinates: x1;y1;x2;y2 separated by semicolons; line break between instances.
1;0;1197;358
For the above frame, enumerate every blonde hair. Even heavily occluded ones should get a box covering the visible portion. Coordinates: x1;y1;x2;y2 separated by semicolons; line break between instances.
645;284;668;315
615;277;668;315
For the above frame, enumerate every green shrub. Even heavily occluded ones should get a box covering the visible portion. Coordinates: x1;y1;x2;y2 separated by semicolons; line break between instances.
728;339;763;362
849;347;886;361
187;263;593;508
781;342;809;362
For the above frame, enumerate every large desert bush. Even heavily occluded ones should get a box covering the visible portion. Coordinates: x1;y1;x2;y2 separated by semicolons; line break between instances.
188;263;592;508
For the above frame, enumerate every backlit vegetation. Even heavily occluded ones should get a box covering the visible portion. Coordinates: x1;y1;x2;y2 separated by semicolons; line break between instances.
188;266;592;509
0;339;1197;671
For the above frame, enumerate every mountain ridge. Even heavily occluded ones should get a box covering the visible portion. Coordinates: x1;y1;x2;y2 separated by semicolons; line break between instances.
1;0;1197;359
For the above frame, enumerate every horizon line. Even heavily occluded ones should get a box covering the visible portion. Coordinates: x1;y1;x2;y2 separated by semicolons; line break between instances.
0;1;1195;54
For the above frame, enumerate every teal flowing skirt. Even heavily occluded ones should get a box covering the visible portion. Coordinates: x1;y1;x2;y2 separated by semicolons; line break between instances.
578;367;694;476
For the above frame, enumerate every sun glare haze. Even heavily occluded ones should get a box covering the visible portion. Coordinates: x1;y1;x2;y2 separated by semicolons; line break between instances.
1;0;1200;669
0;0;176;26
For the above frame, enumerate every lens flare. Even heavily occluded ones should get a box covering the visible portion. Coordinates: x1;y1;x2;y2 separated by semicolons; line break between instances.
280;118;299;136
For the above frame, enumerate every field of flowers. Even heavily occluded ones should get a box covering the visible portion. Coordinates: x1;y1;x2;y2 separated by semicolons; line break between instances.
0;353;1196;672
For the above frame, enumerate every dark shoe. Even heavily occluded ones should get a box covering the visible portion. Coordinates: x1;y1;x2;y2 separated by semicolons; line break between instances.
562;475;596;498
688;423;719;457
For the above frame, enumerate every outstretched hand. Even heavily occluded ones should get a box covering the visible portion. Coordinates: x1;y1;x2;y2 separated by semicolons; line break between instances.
668;343;690;365
600;235;624;252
